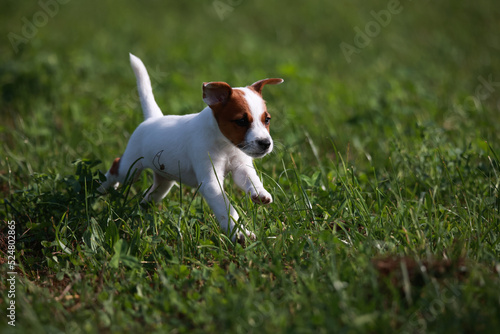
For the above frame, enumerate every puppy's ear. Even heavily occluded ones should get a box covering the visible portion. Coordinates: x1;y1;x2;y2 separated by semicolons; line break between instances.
203;82;232;107
250;78;284;95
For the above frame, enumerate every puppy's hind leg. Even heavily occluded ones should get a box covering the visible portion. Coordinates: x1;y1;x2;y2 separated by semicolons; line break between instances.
97;157;122;193
141;173;175;205
98;156;144;193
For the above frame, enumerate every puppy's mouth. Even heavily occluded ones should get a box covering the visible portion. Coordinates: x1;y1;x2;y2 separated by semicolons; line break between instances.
237;139;273;158
246;151;270;158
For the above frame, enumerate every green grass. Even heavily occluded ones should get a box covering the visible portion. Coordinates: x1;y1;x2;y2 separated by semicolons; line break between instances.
1;0;500;332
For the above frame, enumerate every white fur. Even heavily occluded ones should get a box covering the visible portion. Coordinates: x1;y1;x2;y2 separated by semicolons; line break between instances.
129;54;163;120
238;87;274;158
98;54;278;243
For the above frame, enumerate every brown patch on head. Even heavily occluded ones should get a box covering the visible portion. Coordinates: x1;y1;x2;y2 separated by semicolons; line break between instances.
206;87;253;147
261;110;271;132
110;157;121;175
248;78;283;135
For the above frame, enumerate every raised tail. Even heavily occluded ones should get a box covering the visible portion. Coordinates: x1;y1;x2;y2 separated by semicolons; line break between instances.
129;53;163;120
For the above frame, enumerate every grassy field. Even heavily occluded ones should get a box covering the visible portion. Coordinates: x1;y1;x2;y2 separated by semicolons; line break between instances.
1;0;500;332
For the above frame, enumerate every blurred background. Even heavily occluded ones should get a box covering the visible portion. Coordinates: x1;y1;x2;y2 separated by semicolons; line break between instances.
1;0;499;183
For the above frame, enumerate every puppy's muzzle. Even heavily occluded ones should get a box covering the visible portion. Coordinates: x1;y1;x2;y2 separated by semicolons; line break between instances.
239;138;273;158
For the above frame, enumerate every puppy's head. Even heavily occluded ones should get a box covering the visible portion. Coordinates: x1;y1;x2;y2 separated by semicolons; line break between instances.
203;78;283;158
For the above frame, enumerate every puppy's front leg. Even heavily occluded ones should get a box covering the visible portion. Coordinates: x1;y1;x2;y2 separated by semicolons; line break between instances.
198;180;256;242
232;162;272;205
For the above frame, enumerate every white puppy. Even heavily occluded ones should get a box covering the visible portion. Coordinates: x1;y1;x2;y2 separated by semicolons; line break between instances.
98;54;283;243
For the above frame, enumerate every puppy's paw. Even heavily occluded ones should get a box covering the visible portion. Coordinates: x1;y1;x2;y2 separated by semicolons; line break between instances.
251;188;273;205
236;229;256;247
97;181;118;194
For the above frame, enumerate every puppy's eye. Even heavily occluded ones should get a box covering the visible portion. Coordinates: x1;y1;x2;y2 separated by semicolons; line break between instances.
264;116;271;125
233;117;249;127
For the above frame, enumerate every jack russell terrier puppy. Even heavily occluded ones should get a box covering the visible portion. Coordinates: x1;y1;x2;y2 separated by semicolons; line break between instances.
98;54;283;243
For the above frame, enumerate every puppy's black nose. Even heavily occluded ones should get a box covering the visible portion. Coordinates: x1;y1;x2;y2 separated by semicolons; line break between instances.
257;139;271;150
